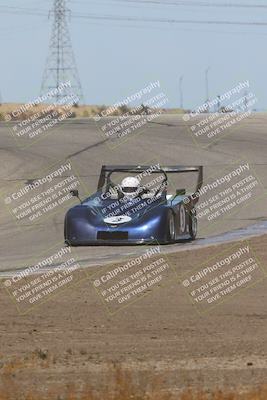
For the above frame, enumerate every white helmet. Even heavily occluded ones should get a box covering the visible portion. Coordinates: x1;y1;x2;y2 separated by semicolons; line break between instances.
120;176;140;199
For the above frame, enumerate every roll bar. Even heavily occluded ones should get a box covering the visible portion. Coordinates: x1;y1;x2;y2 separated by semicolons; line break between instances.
97;165;203;194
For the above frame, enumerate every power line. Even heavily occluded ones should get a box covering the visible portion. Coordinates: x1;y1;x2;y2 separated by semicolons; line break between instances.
72;13;267;26
71;0;267;9
2;4;267;28
71;16;267;36
0;6;47;17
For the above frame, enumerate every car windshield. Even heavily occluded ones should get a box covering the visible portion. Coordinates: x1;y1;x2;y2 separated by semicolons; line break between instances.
104;170;168;198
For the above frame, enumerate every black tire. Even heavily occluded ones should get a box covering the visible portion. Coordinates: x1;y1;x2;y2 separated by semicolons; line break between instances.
189;211;198;240
166;211;176;243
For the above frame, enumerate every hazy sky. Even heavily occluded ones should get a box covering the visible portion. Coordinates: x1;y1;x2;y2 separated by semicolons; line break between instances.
1;0;267;110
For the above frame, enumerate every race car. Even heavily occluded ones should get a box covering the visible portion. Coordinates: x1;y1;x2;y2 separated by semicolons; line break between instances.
64;164;203;245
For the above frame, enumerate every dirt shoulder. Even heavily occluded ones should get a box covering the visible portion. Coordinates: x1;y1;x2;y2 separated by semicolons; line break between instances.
0;235;267;397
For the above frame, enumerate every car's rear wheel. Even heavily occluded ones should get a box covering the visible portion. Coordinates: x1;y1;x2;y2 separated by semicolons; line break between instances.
189;210;197;240
167;211;176;243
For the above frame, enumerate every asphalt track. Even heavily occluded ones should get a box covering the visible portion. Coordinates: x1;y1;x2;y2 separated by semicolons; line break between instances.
0;113;267;273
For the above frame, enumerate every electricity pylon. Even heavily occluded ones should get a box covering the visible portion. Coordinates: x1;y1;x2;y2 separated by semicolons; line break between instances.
40;0;84;104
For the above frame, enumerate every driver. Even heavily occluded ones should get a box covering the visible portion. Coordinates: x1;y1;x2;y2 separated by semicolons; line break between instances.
120;176;141;200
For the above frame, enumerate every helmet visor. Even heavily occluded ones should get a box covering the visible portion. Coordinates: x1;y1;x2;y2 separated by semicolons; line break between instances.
122;187;138;194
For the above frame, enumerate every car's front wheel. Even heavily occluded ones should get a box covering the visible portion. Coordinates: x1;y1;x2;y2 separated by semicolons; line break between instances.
166;211;176;243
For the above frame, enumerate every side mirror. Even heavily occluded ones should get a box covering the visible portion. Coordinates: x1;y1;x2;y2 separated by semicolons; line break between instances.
70;189;79;197
70;189;81;203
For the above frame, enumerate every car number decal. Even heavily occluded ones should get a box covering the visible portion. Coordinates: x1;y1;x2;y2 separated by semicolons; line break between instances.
104;215;132;224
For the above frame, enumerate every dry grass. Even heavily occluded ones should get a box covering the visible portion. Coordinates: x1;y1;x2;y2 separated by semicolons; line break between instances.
0;358;266;400
0;103;102;120
0;103;184;121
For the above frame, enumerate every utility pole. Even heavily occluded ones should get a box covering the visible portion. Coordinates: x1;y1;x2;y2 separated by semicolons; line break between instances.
217;95;221;112
205;67;210;112
40;0;84;104
179;75;184;109
243;90;248;112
